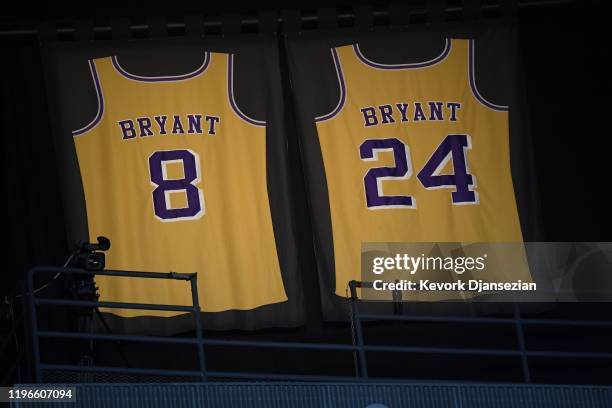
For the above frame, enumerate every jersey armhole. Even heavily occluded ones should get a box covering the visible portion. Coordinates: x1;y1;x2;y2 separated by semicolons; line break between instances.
227;54;266;127
468;40;509;112
72;60;105;137
315;48;347;123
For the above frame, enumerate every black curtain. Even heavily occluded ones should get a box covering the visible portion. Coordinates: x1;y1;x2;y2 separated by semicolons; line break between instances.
1;37;69;385
520;4;612;241
2;38;68;299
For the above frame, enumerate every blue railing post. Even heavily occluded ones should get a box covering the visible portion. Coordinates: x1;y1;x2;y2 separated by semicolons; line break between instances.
189;274;207;381
27;268;42;383
513;303;531;383
348;281;368;378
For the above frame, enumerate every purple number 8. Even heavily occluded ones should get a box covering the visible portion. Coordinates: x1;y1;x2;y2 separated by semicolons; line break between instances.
148;149;204;221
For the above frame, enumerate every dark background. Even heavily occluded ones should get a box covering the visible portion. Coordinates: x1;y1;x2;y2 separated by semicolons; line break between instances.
2;0;611;386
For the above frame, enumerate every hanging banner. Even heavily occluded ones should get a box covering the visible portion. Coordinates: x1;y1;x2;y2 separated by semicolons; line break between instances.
286;23;542;319
42;31;304;333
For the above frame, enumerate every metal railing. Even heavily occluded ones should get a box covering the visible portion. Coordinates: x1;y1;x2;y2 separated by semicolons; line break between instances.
1;279;34;386
28;267;206;383
28;266;612;384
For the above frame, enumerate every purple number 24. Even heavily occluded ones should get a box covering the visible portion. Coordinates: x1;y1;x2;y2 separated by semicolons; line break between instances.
359;135;477;209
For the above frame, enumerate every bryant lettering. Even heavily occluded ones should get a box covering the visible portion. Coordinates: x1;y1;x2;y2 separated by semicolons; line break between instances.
360;101;461;127
118;114;221;140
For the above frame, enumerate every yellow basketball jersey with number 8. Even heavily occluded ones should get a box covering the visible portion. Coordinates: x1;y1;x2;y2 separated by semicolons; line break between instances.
73;51;287;315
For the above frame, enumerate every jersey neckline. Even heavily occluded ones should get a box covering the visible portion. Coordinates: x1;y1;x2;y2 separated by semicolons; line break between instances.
353;38;451;70
111;51;211;82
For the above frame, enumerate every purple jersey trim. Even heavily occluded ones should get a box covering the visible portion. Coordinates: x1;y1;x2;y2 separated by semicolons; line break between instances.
353;38;451;70
72;60;104;137
111;51;211;82
227;54;266;127
315;48;346;123
468;40;509;111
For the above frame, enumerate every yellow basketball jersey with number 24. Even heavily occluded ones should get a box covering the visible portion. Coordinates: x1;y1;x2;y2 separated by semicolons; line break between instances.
314;39;527;296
